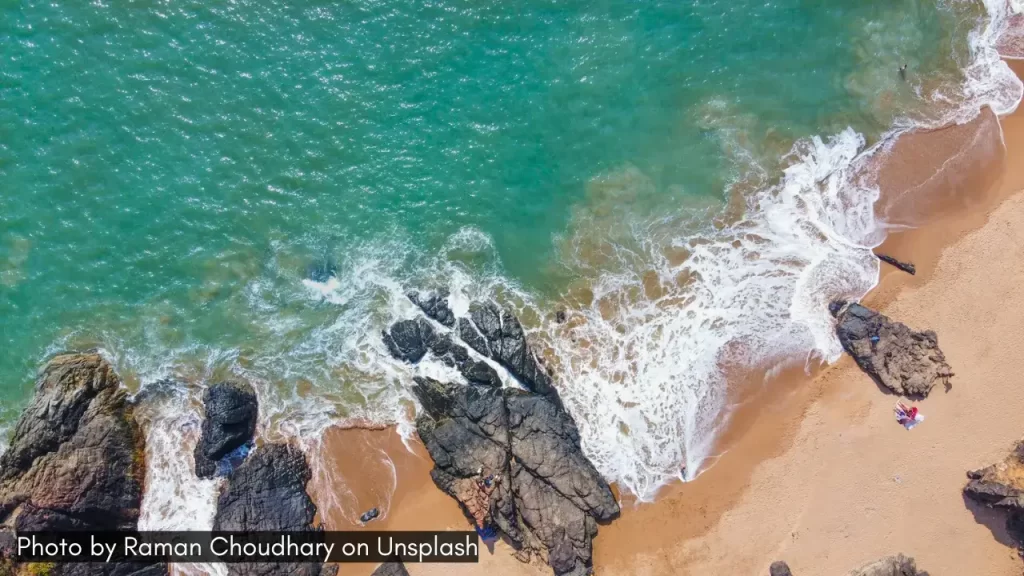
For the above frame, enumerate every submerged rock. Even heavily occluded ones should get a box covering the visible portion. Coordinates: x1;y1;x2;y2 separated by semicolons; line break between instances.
832;302;953;397
413;377;618;576
0;353;165;575
847;554;928;576
964;438;1024;549
193;380;258;479
213;443;335;576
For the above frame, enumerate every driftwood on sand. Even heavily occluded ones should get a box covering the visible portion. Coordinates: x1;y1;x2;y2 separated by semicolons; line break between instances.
876;253;917;275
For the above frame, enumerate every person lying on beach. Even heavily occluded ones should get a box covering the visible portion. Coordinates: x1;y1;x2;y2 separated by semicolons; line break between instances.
895;401;924;429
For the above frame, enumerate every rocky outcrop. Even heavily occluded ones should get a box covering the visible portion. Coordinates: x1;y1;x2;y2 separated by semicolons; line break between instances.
371;562;410;576
193;381;257;479
213;443;335;576
964;439;1024;549
460;302;561;407
847;554;928;576
413;376;618;576
383;318;501;387
0;353;145;530
0;353;164;576
384;292;619;576
408;289;456;327
768;555;927;576
831;302;953;397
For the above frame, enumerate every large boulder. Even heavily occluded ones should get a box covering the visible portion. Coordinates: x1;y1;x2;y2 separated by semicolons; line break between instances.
832;302;953;397
964;439;1024;548
847;554;928;576
770;561;794;576
213;443;335;576
193;381;257;479
0;353;145;531
413;377;618;576
0;353;164;576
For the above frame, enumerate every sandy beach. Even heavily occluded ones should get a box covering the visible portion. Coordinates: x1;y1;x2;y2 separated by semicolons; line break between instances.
312;61;1024;576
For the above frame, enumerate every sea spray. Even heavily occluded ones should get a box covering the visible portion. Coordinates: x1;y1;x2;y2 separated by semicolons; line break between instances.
132;380;224;576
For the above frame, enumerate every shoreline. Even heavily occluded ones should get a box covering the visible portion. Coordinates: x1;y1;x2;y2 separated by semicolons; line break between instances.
308;59;1024;575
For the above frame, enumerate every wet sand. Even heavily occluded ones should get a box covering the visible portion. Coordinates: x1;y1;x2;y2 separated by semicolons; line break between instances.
310;61;1024;576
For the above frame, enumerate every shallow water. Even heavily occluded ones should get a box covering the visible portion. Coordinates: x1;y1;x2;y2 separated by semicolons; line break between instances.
1;0;1019;498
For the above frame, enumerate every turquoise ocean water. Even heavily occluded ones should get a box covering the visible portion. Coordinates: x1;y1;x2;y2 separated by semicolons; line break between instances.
1;0;1021;502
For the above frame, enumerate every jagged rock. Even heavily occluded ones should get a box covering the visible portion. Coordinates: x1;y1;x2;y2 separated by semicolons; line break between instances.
383;318;436;364
770;561;794;576
964;439;1024;550
408;290;456;327
371;562;411;576
832;302;953;397
0;353;165;576
413;377;618;576
193;381;258;479
213;443;335;576
462;302;560;406
0;353;145;530
847;554;928;576
384;316;501;387
425;333;501;387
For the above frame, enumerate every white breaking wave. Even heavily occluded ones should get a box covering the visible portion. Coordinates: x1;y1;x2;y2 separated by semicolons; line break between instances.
539;1;1022;500
541;130;883;500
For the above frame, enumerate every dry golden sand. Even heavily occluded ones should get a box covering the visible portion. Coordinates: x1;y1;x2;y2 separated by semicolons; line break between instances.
313;62;1024;576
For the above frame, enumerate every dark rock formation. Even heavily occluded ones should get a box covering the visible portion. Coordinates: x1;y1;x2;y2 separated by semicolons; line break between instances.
193;381;258;479
770;561;794;576
413;377;618;576
964;439;1024;549
384;316;501;387
384;296;619;575
876;253;916;275
847;554;928;576
461;302;560;407
408;289;456;327
383;318;435;364
0;353;145;531
371;562;410;576
832;302;953;397
0;353;165;576
213;443;335;576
